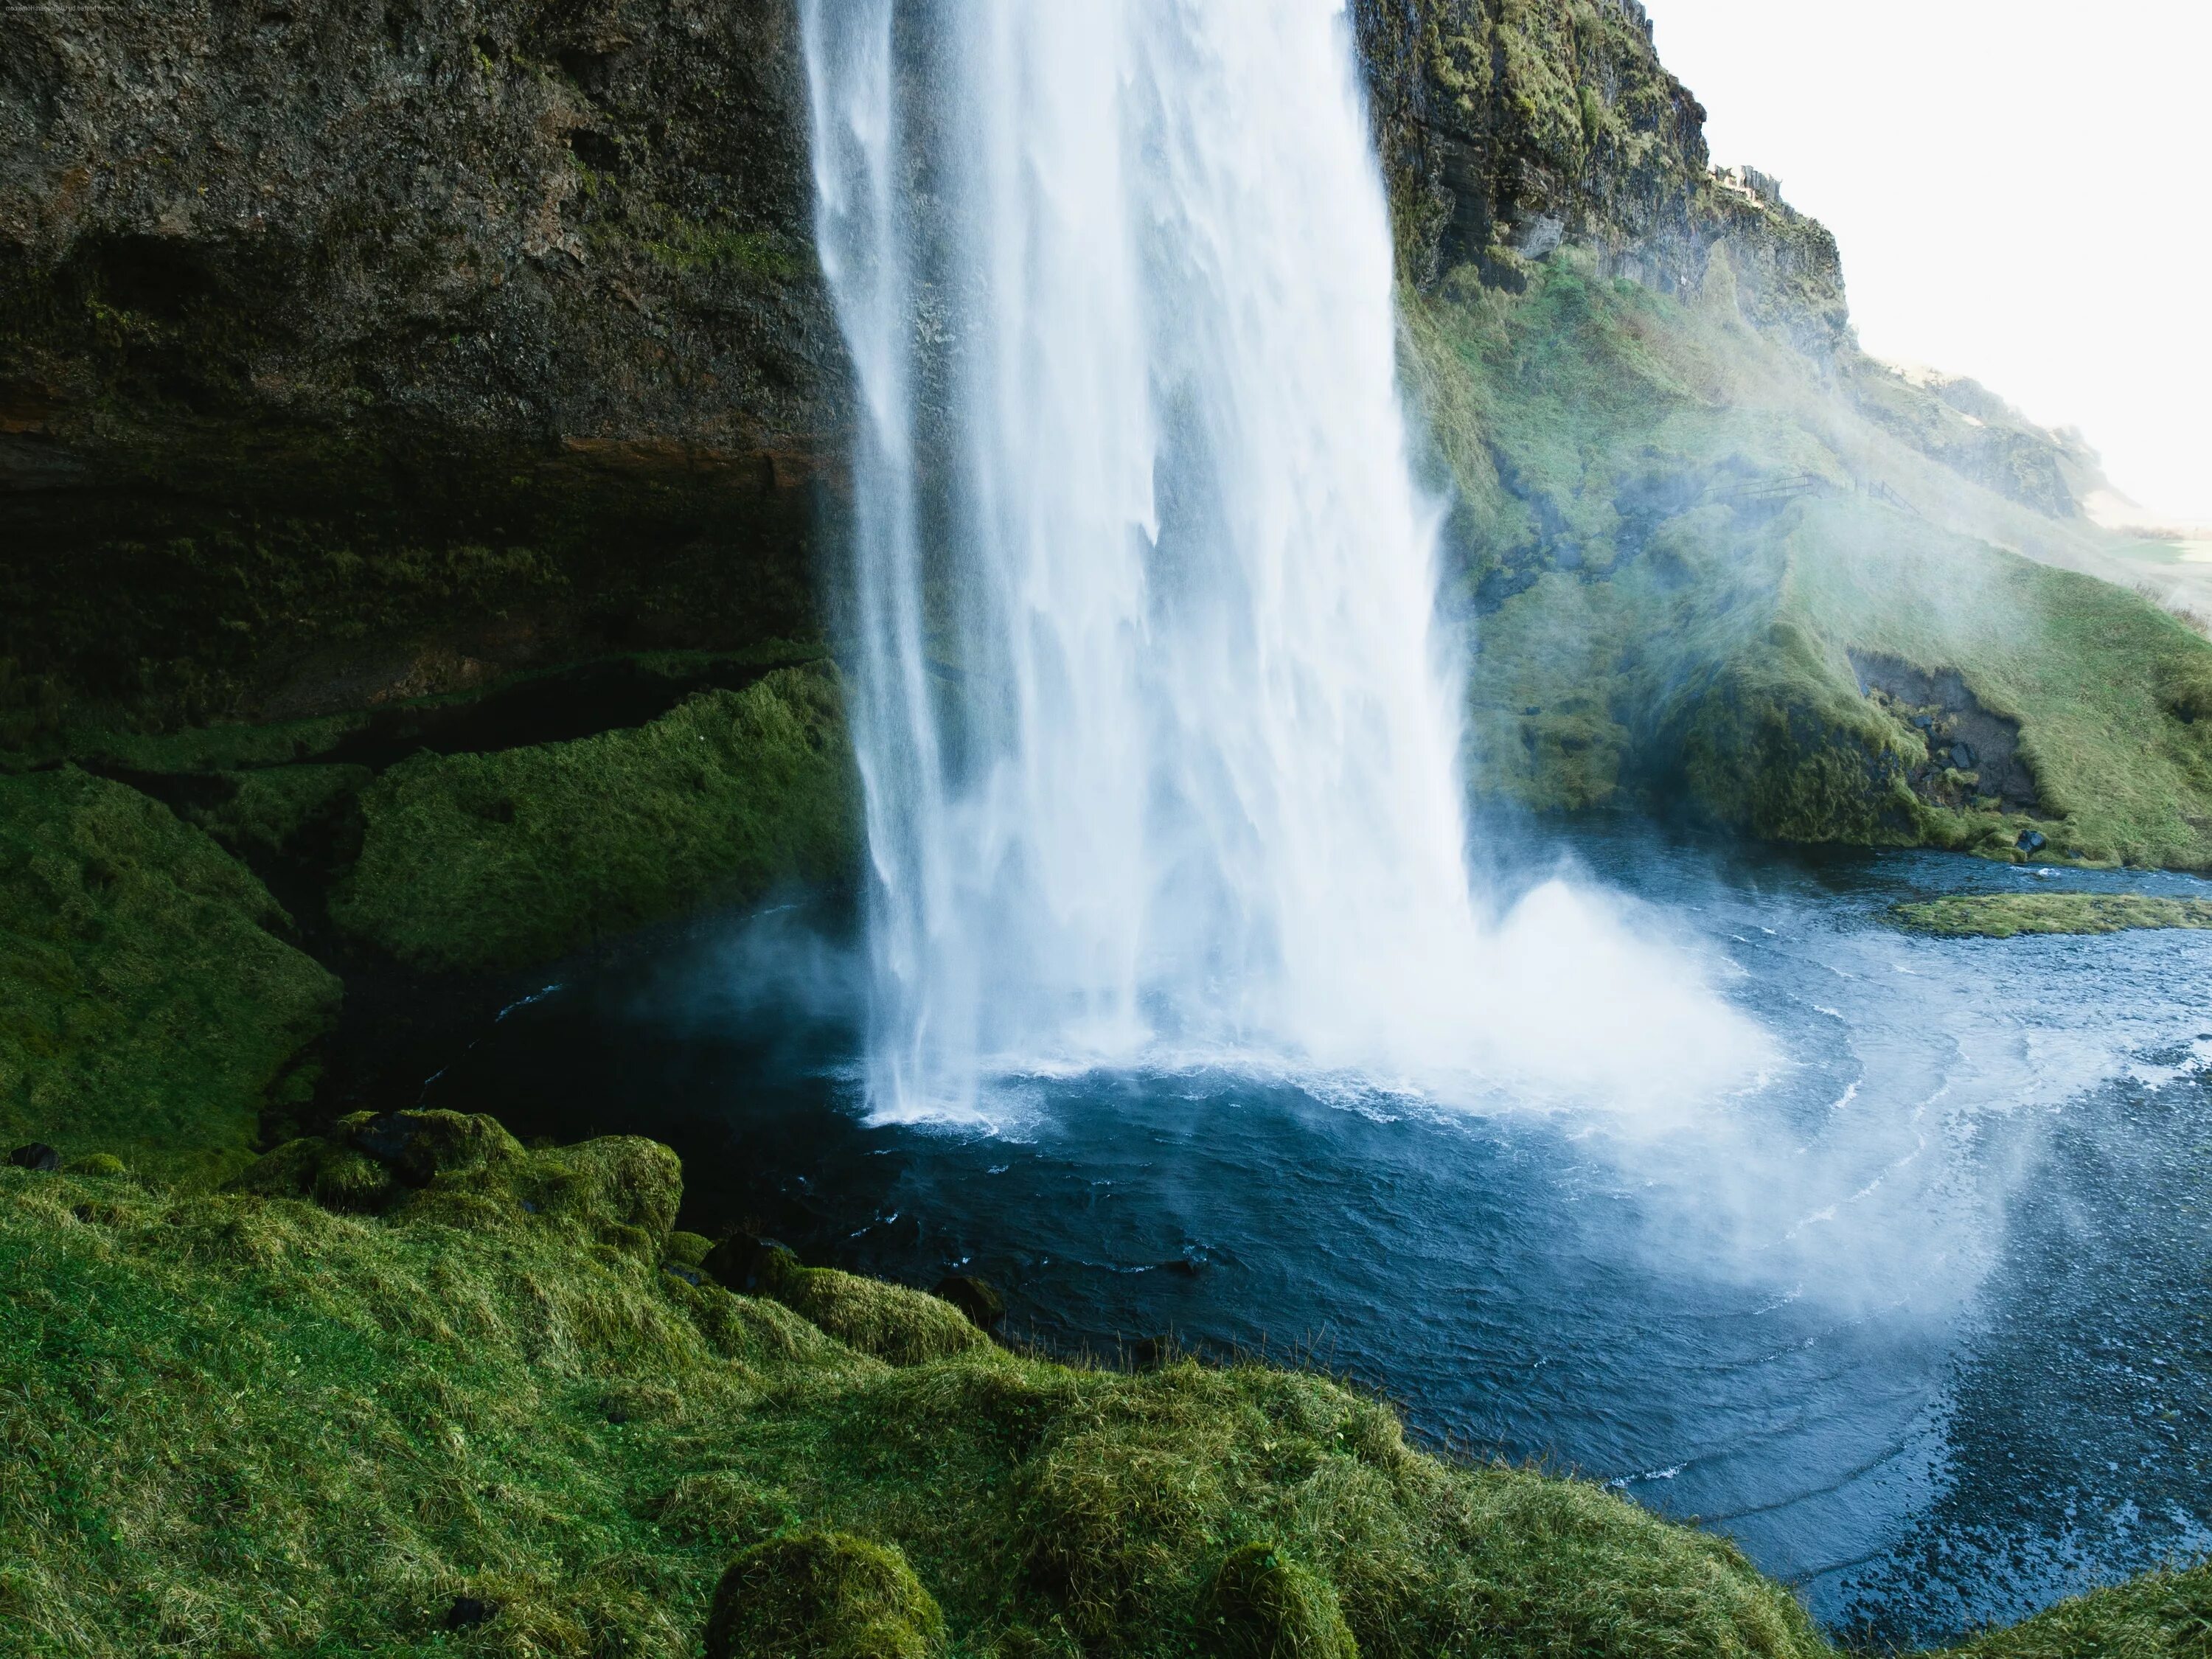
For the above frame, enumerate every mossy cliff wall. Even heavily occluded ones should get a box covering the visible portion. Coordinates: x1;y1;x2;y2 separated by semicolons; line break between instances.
1352;0;1848;356
1;0;842;734
1352;4;2212;868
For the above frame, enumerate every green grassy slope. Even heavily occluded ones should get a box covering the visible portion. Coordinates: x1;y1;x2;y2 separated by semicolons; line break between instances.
2;1116;2203;1658
1407;258;2212;867
0;768;338;1173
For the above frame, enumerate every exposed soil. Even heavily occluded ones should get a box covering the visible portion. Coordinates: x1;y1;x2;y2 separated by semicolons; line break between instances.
1849;652;2042;814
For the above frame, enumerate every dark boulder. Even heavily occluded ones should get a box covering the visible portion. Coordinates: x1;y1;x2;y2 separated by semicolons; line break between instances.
351;1113;431;1186
7;1144;60;1172
2017;830;2048;855
444;1596;500;1630
703;1231;802;1296
931;1275;1006;1332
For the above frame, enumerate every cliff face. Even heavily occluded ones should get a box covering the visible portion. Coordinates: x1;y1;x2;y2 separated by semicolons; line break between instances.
0;0;1884;737
1352;0;1849;358
1;0;841;731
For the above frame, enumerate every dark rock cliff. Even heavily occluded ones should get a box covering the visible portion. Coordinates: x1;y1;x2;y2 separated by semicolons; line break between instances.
1;0;843;734
1352;0;1848;356
0;0;2090;746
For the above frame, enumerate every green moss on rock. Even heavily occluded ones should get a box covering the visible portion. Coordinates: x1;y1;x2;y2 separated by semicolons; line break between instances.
1891;893;2212;939
0;768;338;1170
1409;262;2212;869
706;1531;948;1659
1200;1543;1360;1659
329;665;859;972
230;1109;682;1250
754;1247;992;1368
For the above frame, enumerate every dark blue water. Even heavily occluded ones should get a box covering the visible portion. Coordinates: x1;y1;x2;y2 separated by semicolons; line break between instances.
424;822;2212;1646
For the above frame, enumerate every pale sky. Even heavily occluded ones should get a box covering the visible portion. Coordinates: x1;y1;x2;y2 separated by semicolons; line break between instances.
1643;0;2212;524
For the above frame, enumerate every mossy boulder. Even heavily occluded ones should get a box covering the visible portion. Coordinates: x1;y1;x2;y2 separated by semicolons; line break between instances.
229;1109;681;1248
0;768;339;1172
1674;627;1922;845
1199;1543;1359;1659
184;764;370;859
705;1531;948;1659
329;667;859;973
756;1249;992;1368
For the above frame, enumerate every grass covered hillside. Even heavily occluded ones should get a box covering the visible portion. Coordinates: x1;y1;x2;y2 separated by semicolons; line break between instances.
1407;254;2212;868
3;1110;2207;1658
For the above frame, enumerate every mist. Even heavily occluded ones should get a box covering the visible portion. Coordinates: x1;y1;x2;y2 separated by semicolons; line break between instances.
1646;0;2212;524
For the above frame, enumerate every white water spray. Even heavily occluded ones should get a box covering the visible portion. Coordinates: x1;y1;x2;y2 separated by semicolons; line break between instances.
803;1;1764;1121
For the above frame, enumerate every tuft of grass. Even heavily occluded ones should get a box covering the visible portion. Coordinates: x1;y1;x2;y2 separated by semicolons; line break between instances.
704;1531;947;1659
1198;1541;1359;1659
752;1248;994;1369
1891;893;2212;939
0;768;338;1174
330;665;860;972
0;1112;2206;1656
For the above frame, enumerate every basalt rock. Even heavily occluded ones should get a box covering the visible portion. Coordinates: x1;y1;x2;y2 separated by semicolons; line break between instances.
1;0;844;737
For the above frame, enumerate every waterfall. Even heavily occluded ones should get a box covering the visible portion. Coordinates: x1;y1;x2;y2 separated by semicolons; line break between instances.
801;1;1761;1121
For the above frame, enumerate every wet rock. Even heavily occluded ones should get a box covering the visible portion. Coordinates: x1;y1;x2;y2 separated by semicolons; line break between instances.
931;1274;1006;1332
350;1113;426;1183
1853;654;2043;815
2017;830;2048;855
7;1144;60;1172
